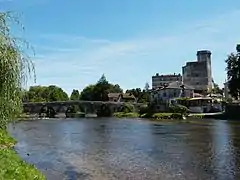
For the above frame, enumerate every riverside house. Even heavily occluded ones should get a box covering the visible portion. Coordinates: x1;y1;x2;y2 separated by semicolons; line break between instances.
108;93;136;103
150;81;195;104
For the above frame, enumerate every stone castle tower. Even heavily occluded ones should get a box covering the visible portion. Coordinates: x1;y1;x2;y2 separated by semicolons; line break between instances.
182;50;213;93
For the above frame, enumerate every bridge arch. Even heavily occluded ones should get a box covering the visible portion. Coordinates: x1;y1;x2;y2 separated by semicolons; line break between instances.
66;105;85;113
97;104;112;117
39;105;56;118
65;104;86;118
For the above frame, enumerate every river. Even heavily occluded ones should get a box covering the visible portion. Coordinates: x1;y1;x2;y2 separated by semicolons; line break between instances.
8;118;240;180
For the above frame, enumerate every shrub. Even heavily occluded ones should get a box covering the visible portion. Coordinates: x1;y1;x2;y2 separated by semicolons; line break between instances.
176;97;190;107
113;112;139;118
123;103;135;113
139;105;149;115
169;104;188;114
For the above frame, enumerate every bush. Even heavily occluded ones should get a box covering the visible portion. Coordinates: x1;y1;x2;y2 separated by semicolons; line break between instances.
169;104;189;114
113;112;139;118
122;103;135;113
176;97;190;106
139;105;149;115
152;113;184;120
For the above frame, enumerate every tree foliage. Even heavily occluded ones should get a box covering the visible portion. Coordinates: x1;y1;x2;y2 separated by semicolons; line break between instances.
212;82;223;95
80;74;123;101
144;82;150;91
70;89;80;100
225;45;240;99
25;85;69;102
0;12;35;129
169;104;189;115
125;88;149;103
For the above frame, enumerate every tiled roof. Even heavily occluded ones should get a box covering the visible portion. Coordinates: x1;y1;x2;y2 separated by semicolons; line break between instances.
122;93;136;99
108;93;121;98
165;81;195;90
108;93;136;99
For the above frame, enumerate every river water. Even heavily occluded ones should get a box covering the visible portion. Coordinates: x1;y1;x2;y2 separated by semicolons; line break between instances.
8;118;240;180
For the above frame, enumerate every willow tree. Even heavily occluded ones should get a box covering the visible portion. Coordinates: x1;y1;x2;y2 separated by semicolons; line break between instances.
0;12;35;129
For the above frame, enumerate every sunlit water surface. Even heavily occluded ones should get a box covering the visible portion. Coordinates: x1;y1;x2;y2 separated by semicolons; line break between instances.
8;118;240;180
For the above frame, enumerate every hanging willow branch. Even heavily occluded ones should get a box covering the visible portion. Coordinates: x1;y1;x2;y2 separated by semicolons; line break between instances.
0;11;35;129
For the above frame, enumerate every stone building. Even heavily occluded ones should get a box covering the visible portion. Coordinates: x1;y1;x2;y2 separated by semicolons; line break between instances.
182;50;213;93
152;73;182;89
150;81;194;103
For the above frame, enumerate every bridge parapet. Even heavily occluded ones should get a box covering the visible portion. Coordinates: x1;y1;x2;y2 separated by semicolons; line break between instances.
22;100;143;116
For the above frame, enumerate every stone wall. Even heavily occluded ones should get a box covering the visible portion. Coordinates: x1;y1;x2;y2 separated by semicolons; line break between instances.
23;101;143;116
182;50;212;92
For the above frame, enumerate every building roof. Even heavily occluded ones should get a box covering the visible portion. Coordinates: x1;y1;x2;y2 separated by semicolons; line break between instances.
108;93;121;98
197;50;211;55
208;93;223;98
108;93;136;100
190;97;212;101
165;81;195;90
153;74;181;77
122;93;136;99
194;93;203;97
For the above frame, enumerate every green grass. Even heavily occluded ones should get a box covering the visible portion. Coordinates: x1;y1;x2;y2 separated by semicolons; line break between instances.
153;113;181;120
140;113;185;120
0;130;45;180
0;130;16;148
113;112;186;120
113;112;139;118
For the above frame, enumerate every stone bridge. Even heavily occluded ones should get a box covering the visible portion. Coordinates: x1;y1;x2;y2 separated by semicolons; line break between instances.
23;100;143;116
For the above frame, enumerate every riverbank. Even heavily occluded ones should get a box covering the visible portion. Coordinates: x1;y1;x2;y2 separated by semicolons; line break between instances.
113;112;140;118
113;112;222;120
19;111;225;121
113;112;186;120
0;130;45;180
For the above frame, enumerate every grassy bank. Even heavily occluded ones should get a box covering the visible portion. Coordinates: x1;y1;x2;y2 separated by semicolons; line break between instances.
140;113;185;120
113;112;187;120
113;112;139;118
0;130;45;180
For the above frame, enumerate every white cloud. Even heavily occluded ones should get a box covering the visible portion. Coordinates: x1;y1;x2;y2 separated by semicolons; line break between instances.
29;10;240;93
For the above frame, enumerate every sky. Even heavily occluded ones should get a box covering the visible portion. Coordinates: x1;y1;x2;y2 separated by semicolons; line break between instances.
1;0;240;94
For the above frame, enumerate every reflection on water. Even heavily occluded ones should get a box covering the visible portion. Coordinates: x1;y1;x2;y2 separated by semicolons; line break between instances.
8;118;240;180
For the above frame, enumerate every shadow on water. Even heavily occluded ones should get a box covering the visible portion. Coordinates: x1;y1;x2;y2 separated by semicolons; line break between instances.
64;166;90;180
7;118;240;180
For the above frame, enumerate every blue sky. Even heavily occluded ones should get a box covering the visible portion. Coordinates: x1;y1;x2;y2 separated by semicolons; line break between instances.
1;0;240;94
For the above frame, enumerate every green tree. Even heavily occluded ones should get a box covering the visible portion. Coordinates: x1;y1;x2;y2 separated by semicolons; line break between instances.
126;88;141;99
125;87;149;103
70;89;80;100
25;85;69;102
225;44;240;99
0;12;35;129
47;85;69;101
144;82;150;91
80;74;123;101
212;82;223;95
97;74;107;84
79;85;95;101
